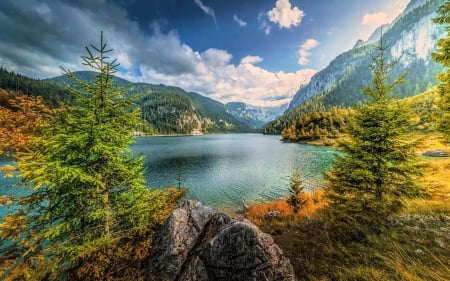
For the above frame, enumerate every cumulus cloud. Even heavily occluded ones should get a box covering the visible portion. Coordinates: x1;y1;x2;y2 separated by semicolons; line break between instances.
233;14;247;27
298;39;320;65
361;12;390;27
0;0;317;107
194;0;216;24
240;56;263;65
267;0;304;29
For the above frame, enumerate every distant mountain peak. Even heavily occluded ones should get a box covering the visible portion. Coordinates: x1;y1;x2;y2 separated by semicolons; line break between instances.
353;39;365;49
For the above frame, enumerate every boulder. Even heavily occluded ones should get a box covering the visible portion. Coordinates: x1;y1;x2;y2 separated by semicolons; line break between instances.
422;149;450;157
147;200;296;281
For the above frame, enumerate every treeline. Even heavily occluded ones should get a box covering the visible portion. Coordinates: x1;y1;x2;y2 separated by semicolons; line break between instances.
280;107;351;141
269;88;439;143
0;67;71;106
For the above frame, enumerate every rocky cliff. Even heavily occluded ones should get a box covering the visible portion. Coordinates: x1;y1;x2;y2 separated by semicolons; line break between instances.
286;0;445;113
147;200;296;281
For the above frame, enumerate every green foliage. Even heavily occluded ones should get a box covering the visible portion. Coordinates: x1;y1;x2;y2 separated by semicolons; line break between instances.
286;171;307;213
0;67;72;107
432;0;450;144
280;107;351;141
0;32;184;280
263;94;326;135
325;38;423;240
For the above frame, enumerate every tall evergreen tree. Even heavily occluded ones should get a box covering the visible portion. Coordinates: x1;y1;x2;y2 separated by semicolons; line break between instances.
432;1;450;145
0;32;184;280
325;37;422;240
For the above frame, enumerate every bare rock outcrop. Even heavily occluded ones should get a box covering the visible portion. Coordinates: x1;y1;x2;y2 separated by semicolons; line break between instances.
147;200;296;281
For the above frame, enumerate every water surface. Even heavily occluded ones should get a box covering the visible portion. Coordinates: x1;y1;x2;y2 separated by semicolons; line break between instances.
0;134;336;213
134;134;335;211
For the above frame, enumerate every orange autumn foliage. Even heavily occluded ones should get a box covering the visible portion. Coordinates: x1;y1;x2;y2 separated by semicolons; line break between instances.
245;188;327;226
0;90;49;155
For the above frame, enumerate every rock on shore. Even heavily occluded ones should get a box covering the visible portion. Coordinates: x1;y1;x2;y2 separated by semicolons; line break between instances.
147;200;296;281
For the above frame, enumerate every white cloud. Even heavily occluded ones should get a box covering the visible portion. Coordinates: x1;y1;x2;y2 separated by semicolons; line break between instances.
361;12;390;27
267;0;305;29
194;0;216;24
233;14;247;27
298;39;319;65
201;48;232;67
0;0;317;107
240;56;263;65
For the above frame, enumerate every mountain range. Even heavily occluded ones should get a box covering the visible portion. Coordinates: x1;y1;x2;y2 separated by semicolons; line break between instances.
0;68;283;134
1;0;445;136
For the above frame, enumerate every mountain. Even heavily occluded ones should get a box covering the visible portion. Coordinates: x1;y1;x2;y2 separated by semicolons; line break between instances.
266;0;445;134
225;102;288;129
47;71;253;135
286;0;444;112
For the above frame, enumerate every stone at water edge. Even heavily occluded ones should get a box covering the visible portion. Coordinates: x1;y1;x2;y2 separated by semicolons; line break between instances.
422;149;450;157
147;200;296;281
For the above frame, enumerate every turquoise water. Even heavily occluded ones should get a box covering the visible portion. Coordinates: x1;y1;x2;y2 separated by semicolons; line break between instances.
134;134;335;211
0;134;336;213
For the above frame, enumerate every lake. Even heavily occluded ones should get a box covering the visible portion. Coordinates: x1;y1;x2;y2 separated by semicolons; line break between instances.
0;134;336;213
134;134;335;211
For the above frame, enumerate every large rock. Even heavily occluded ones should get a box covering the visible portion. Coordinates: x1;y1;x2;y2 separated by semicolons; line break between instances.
147;200;296;281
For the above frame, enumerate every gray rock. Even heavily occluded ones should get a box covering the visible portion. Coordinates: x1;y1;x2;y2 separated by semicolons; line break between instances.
147;200;296;281
422;149;450;157
264;211;281;220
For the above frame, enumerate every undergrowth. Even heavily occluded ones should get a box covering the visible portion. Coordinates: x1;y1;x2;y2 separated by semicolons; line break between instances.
245;135;450;281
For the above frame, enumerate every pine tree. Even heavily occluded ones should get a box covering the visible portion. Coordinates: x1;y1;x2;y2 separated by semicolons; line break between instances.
432;1;450;145
325;37;422;240
0;32;184;280
286;170;307;213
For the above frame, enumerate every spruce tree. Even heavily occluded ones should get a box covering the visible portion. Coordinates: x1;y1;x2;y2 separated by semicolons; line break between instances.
0;32;183;280
432;1;450;144
286;170;307;213
325;37;422;240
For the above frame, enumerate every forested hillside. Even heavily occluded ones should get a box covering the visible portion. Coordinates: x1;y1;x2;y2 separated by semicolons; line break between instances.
0;69;253;135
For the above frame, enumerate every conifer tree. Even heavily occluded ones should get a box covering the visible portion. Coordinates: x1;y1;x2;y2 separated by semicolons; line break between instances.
432;1;450;144
286;170;307;213
325;37;422;240
0;32;183;280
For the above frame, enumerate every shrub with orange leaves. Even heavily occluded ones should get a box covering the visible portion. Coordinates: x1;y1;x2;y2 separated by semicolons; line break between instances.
245;188;327;226
0;92;50;156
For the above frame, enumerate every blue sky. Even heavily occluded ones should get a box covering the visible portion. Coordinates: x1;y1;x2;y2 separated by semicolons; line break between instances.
0;0;410;106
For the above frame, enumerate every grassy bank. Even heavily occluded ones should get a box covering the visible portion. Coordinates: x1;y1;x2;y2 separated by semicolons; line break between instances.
245;135;450;280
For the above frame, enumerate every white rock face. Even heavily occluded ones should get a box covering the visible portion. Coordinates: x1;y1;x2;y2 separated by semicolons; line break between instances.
391;13;440;65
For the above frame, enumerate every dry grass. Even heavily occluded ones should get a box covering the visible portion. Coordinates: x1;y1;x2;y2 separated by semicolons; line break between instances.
415;133;450;153
245;189;327;226
405;157;450;214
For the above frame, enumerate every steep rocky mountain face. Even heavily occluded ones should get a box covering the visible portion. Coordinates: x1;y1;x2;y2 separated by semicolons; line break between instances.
286;0;445;114
47;71;252;135
225;102;288;129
